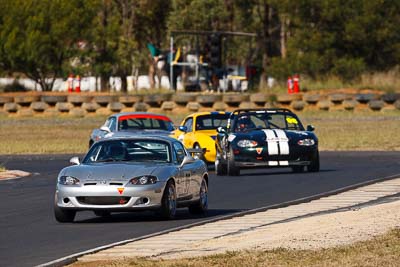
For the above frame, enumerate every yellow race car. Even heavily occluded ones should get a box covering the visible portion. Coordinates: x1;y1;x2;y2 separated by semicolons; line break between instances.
172;111;231;163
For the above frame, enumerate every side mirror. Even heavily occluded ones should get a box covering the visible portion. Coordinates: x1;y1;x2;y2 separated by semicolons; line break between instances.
180;155;195;168
217;126;227;134
178;126;188;132
69;157;80;165
306;125;315;132
100;126;111;133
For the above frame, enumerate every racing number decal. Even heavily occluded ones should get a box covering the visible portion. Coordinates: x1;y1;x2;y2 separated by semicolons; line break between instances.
262;129;289;155
286;117;298;124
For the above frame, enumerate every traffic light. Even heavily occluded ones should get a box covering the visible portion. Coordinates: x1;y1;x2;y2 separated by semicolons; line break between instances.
209;33;222;68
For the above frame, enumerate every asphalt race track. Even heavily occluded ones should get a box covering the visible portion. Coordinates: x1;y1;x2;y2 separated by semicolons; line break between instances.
1;151;400;267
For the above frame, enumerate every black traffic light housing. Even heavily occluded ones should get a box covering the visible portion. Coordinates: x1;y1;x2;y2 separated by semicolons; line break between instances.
209;33;222;68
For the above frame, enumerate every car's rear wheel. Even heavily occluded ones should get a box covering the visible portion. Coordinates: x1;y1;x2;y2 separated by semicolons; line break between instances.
215;150;227;176
160;180;177;220
189;178;208;215
307;150;320;172
227;147;240;176
54;204;76;223
193;143;206;162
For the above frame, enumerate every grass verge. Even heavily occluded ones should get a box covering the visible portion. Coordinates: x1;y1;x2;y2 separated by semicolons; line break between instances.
69;228;400;267
0;110;399;154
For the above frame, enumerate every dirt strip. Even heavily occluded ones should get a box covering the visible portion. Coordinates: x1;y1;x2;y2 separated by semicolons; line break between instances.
0;170;31;180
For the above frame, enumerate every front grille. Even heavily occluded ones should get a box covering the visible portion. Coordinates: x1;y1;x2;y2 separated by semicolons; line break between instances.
77;196;130;205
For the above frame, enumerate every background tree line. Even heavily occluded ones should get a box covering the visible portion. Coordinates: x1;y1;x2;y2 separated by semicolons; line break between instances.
0;0;399;92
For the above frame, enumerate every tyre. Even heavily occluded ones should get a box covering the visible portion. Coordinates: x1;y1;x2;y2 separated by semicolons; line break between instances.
227;147;240;176
193;143;206;162
54;204;76;223
307;150;320;172
160;181;177;219
189;178;208;215
215;149;227;176
291;166;304;173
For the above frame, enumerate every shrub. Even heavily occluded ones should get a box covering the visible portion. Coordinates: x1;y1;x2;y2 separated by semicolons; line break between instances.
1;81;28;92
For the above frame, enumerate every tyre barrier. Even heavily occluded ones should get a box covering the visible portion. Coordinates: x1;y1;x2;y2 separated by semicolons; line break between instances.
196;94;222;107
93;95;118;107
303;94;321;105
14;95;40;107
329;93;347;105
30;101;48;112
172;93;197;106
222;94;249;107
250;93;269;106
119;95;141;107
382;93;400;104
343;99;357;111
0;96;14;107
41;95;67;106
1;91;399;117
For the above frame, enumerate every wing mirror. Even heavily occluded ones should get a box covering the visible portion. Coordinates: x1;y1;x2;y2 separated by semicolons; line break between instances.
306;125;315;132
178;126;188;132
180;155;195;168
69;157;80;165
100;126;111;133
217;126;227;134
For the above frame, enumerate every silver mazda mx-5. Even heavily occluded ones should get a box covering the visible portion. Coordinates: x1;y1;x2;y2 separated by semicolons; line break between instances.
54;136;209;222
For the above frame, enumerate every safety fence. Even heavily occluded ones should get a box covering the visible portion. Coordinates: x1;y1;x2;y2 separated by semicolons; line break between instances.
0;91;399;117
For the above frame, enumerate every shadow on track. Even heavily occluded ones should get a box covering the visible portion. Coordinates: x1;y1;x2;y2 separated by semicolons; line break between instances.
72;208;245;224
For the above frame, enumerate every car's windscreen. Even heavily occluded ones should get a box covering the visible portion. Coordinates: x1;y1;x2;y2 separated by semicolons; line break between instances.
83;140;171;163
118;117;174;131
233;112;303;132
196;114;229;131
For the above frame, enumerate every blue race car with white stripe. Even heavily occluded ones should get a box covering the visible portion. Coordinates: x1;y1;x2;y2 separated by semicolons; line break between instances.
215;108;319;176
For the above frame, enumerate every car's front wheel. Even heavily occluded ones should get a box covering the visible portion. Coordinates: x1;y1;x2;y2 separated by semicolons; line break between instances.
307;150;320;172
160;180;177;220
189;178;208;215
215;149;227;176
227;147;240;176
54;204;76;223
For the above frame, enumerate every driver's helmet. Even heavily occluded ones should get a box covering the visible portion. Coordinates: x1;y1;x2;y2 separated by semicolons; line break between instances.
236;116;255;131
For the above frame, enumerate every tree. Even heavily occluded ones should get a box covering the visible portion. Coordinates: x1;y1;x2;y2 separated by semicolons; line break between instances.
0;0;95;91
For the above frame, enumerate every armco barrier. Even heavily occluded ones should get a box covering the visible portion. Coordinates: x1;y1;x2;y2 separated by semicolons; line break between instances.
0;91;399;117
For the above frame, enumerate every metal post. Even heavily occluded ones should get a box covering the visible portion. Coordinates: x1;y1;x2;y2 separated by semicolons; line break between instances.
170;36;174;90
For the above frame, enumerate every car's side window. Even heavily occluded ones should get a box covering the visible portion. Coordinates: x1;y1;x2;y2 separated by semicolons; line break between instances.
105;117;117;131
183;118;193;132
173;142;186;164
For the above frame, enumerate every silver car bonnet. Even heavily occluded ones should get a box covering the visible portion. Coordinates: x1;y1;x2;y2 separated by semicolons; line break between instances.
60;163;161;181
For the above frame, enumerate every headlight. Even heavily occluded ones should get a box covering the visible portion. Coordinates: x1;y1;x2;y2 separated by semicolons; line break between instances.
298;139;315;146
130;175;157;185
59;176;80;185
237;140;258;148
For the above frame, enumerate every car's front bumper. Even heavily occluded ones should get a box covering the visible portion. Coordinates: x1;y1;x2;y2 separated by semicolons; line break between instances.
236;160;310;168
55;182;166;211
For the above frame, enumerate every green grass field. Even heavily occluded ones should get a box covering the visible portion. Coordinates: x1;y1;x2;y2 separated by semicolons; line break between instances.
0;110;399;154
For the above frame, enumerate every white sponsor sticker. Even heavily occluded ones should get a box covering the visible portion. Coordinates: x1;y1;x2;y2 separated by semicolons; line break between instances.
228;134;236;142
268;161;278;166
279;161;289;166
